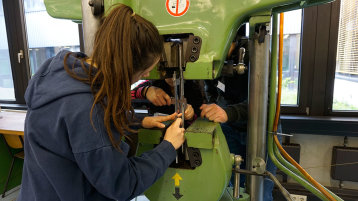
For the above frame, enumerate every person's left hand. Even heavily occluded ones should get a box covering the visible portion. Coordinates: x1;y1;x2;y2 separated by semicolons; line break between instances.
184;104;195;121
200;104;228;123
142;113;179;128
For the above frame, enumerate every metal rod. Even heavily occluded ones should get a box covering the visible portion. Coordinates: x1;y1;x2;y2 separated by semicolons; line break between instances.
173;71;178;113
178;43;185;156
233;155;243;199
178;43;185;127
232;169;293;201
247;20;271;201
233;169;266;177
173;71;179;164
266;171;293;201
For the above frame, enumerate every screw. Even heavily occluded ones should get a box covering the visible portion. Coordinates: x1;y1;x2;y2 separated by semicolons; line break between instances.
190;55;197;61
191;47;198;53
193;37;200;44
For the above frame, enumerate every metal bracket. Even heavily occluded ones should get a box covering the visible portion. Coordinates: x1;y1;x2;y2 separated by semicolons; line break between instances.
187;147;202;168
252;157;266;175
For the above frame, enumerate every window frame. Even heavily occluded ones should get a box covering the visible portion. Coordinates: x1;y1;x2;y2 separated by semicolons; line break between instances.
1;0;30;105
281;0;358;117
0;0;84;108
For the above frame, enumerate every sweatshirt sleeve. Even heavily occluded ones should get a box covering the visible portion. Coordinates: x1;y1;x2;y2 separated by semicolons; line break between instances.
223;100;248;123
74;140;176;201
67;99;176;201
131;80;151;99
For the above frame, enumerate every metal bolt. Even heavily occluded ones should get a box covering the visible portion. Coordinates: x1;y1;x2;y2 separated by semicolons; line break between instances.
190;55;197;61
193;37;200;44
191;47;198;53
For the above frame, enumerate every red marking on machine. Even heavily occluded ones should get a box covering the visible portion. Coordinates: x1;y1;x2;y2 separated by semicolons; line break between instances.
166;0;189;17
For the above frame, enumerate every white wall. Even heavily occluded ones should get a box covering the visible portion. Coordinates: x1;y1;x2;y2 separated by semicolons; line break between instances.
287;134;358;190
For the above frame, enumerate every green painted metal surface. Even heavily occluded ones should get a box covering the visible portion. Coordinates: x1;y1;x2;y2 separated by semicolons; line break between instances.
138;119;233;201
0;139;23;194
44;0;82;20
138;128;164;145
185;118;217;149
44;0;333;80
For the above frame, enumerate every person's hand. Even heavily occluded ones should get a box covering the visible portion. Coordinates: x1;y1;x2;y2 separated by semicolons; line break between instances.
184;104;194;121
146;86;171;106
200;104;228;123
164;118;185;149
142;113;178;128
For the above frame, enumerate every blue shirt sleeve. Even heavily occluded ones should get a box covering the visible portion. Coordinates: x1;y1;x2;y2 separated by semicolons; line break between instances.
65;95;176;201
74;140;176;201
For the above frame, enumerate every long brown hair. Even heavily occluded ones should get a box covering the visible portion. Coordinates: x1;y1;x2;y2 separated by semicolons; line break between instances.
64;4;163;150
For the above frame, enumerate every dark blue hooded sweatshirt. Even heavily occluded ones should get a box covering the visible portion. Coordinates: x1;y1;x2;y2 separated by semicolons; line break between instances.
17;50;176;201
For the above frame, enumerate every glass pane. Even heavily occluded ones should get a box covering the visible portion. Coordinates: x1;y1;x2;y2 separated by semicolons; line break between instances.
24;0;80;76
280;9;302;105
333;0;358;111
0;1;15;101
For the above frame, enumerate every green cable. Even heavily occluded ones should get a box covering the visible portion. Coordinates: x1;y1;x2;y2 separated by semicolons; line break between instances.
267;13;330;201
268;133;329;201
273;143;344;201
268;12;344;201
268;5;278;133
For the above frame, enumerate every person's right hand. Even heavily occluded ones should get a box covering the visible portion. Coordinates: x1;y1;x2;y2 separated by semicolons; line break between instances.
164;118;185;150
146;86;171;106
200;104;228;123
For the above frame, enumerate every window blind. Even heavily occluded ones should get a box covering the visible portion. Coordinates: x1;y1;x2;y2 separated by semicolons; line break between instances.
336;0;358;75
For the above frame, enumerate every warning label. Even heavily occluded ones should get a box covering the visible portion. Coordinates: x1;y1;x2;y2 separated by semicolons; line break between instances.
166;0;190;17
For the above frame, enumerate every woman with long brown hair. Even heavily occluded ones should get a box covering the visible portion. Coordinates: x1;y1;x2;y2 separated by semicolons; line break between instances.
18;4;184;201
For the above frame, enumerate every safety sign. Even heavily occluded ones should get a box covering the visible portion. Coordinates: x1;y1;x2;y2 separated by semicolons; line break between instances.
166;0;190;17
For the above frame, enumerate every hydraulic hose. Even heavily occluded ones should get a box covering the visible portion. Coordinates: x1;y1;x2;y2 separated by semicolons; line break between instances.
273;13;337;201
267;13;330;201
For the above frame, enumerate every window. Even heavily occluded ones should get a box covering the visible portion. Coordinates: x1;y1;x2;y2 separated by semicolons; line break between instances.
279;0;358;116
332;0;358;111
281;9;302;106
0;1;15;101
24;0;80;76
0;0;82;106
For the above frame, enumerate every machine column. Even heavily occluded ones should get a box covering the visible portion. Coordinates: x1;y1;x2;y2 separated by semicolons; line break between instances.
247;15;271;201
81;0;103;55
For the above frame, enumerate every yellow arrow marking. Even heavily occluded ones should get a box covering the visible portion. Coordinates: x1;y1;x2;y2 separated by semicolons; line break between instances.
172;173;182;187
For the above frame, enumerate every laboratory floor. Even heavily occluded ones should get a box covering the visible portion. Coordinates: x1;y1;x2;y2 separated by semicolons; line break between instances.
0;186;150;201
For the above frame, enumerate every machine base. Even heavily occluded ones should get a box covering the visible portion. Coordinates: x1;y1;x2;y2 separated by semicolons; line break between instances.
220;187;250;201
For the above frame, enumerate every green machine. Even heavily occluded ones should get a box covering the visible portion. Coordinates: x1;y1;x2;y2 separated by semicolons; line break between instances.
44;0;333;201
137;118;247;201
45;0;331;80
